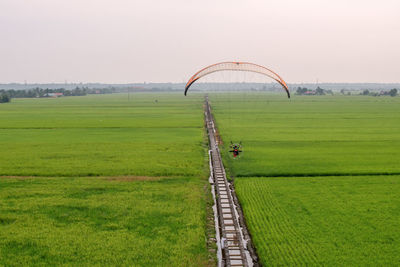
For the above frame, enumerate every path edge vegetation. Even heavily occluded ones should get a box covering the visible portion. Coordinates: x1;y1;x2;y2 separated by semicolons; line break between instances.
200;103;218;266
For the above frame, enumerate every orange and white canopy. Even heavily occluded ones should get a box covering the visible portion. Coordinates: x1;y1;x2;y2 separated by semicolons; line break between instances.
184;62;290;98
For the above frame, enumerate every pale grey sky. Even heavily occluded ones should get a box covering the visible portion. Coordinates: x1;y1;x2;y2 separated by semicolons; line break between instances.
1;0;399;83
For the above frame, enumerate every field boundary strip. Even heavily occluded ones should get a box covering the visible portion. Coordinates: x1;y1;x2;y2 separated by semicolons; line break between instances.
0;175;169;181
237;172;400;178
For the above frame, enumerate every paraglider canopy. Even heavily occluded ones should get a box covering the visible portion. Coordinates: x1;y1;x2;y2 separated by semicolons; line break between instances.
184;62;290;98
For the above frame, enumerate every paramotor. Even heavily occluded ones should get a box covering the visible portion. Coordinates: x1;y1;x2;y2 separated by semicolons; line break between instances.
184;62;290;98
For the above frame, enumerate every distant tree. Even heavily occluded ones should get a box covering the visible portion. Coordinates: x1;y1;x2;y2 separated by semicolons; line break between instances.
71;87;87;96
340;89;345;95
0;93;11;103
362;89;370;95
315;86;325;95
296;87;308;95
389;89;398;97
326;89;334;95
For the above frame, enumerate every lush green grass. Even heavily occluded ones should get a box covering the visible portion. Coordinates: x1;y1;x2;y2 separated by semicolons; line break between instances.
210;94;400;177
0;176;209;266
235;176;400;266
0;93;205;177
210;93;400;265
0;93;213;266
3;92;399;266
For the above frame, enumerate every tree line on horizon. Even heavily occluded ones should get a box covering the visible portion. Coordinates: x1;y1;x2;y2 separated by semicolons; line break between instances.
295;86;398;97
0;87;117;103
296;86;334;95
360;89;398;97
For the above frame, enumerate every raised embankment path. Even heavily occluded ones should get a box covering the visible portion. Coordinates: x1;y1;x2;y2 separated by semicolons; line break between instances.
205;96;255;267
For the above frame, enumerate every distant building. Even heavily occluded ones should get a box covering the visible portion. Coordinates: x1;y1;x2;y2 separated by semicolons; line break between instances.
304;90;316;95
47;93;63;98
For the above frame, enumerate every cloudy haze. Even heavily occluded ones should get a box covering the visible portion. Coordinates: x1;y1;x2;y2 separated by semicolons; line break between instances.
1;0;399;83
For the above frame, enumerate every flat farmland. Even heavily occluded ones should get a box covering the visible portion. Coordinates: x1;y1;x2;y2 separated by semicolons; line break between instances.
210;93;400;265
235;176;400;266
0;176;209;266
0;93;212;266
0;94;205;177
210;94;400;177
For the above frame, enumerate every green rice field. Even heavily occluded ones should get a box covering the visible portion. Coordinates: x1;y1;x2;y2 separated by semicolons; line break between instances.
0;93;213;266
236;176;400;266
211;94;400;177
0;94;205;177
1;92;400;266
0;176;209;266
210;93;400;266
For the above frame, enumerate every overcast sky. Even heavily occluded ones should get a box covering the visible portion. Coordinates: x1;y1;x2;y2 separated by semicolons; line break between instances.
1;0;399;83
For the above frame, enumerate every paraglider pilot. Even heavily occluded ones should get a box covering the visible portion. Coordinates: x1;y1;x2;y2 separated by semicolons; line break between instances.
229;142;242;158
